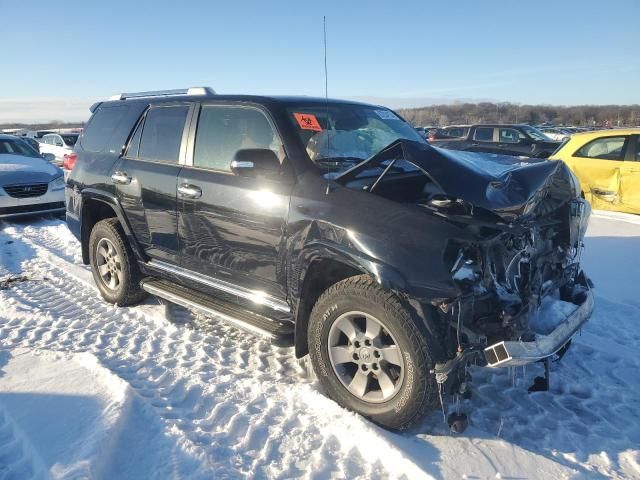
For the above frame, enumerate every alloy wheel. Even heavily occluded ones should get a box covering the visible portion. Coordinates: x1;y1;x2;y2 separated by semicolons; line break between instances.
96;238;122;291
328;311;405;403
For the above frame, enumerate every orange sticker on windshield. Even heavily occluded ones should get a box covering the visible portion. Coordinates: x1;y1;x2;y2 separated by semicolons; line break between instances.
294;113;322;131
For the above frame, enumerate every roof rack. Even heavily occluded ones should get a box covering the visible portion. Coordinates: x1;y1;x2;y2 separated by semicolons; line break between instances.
108;86;216;101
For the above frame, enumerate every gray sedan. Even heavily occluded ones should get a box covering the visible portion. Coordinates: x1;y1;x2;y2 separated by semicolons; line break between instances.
0;135;66;219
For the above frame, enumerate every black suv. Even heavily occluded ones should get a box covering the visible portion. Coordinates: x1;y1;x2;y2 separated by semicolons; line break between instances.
66;87;593;430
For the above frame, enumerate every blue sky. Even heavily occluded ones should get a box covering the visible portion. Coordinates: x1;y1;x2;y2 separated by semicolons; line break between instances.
1;0;638;121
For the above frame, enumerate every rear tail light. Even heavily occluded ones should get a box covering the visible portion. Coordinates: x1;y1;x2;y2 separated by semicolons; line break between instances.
63;152;77;170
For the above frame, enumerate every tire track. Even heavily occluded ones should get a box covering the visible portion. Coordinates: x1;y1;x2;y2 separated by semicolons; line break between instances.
0;223;429;479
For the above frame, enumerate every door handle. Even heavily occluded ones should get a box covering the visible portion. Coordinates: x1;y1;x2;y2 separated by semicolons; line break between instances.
111;171;132;185
178;183;202;199
592;188;617;202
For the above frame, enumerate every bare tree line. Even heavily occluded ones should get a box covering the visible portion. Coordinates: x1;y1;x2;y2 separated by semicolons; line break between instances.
398;103;640;127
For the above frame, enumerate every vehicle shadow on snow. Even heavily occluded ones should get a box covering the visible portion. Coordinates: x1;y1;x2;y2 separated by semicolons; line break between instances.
0;390;205;478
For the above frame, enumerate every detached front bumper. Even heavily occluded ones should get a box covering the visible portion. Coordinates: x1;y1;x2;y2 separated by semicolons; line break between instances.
484;282;594;368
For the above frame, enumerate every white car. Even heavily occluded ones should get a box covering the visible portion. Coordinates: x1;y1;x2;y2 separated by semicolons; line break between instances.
39;133;79;166
538;127;571;141
0;135;66;219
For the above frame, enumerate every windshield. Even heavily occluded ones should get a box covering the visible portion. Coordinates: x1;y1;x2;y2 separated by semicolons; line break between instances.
0;139;41;158
287;104;425;173
61;134;78;146
521;125;551;141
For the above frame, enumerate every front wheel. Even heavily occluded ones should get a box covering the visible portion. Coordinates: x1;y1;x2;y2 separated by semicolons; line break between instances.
308;275;440;430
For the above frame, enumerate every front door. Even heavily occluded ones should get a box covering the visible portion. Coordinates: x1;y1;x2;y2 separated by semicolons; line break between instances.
113;103;192;264
565;135;630;211
177;103;294;303
497;127;528;156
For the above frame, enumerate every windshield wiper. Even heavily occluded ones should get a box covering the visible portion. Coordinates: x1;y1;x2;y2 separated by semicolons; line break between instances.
315;156;364;170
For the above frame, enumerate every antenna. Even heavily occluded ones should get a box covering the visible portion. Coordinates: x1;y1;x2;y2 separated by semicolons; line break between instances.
323;15;332;195
323;16;328;101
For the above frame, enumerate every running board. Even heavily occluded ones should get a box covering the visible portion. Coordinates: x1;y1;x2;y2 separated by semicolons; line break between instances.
141;278;294;347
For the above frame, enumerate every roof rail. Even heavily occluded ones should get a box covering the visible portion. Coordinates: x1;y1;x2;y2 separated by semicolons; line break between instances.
108;86;216;101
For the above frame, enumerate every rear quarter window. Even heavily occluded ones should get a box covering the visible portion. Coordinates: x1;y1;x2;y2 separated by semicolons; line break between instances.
81;105;130;153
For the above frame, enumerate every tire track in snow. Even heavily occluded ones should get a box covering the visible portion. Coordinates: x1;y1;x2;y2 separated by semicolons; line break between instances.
0;222;432;480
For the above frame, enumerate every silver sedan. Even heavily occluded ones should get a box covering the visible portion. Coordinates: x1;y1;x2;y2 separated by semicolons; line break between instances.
0;135;66;219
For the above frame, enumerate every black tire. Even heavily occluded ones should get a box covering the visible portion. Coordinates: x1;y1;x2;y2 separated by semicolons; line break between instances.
307;275;440;430
88;218;147;306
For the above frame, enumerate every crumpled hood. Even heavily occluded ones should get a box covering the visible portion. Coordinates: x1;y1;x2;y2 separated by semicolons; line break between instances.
341;140;575;221
0;154;62;185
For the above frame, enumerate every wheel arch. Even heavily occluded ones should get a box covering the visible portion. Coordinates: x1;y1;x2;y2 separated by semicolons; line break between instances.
80;190;146;265
292;245;408;358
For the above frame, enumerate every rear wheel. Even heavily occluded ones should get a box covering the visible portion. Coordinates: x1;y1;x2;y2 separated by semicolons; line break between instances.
308;275;440;430
89;218;146;306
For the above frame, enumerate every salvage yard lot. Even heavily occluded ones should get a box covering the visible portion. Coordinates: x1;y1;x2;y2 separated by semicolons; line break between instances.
0;212;639;479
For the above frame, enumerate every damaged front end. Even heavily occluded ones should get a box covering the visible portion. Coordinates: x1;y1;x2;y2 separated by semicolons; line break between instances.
441;199;593;372
336;139;594;385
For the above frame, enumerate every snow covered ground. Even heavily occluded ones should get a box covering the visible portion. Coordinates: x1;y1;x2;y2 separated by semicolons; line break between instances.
0;212;638;479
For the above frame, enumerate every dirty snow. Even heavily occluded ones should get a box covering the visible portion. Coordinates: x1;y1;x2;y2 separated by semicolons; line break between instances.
0;211;638;479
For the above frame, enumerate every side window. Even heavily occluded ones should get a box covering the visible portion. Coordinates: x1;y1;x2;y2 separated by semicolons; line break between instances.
81;105;130;153
193;105;283;171
575;136;628;161
138;105;189;163
474;127;494;142
635;136;640;161
499;128;520;143
54;135;63;146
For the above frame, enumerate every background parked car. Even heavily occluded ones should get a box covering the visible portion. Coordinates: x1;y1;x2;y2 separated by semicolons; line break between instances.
414;125;438;139
26;130;54;139
550;128;640;214
429;125;471;140
539;126;572;141
19;136;41;153
0;134;66;219
39;133;79;166
430;124;560;158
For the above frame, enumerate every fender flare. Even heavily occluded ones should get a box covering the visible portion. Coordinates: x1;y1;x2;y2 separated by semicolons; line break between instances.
79;189;147;263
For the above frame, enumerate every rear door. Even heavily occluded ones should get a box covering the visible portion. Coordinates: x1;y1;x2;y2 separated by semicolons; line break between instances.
176;102;293;305
468;126;499;153
113;103;193;264
619;135;640;213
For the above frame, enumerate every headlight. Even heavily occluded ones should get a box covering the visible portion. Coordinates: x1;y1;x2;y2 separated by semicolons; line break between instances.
50;175;65;191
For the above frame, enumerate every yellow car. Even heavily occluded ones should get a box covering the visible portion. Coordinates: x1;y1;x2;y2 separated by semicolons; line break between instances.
550;128;640;214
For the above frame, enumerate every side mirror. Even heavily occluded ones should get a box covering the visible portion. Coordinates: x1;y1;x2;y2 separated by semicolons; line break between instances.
230;149;280;178
55;142;63;147
42;153;56;163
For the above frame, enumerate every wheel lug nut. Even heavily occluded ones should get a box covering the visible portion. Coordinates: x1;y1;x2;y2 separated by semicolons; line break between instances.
374;351;380;358
353;353;359;361
361;365;368;371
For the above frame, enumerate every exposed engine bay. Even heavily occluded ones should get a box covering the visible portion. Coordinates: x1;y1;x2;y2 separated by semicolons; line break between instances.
337;139;593;379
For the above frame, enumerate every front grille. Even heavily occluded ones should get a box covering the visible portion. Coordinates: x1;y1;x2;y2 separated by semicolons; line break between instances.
3;183;48;198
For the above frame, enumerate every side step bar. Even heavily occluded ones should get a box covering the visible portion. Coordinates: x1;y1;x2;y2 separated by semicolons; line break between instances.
141;278;294;347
